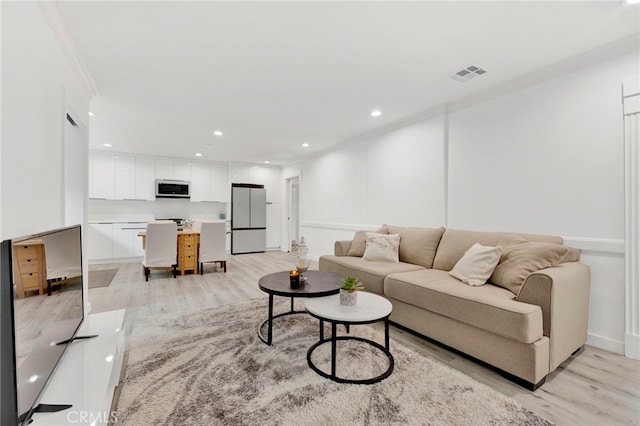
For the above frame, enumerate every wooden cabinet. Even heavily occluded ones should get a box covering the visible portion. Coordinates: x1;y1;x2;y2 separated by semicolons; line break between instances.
177;232;198;275
12;240;46;298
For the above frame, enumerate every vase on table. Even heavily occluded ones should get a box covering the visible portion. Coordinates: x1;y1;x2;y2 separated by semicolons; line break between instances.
296;256;310;282
340;289;358;306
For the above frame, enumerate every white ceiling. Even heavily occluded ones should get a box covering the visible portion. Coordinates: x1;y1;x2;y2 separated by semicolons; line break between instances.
57;1;639;165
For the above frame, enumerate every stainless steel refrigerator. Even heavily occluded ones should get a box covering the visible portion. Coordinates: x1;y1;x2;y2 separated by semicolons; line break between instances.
231;183;267;254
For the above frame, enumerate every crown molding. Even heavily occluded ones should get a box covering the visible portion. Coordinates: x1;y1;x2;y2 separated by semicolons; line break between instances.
284;35;639;168
38;1;100;99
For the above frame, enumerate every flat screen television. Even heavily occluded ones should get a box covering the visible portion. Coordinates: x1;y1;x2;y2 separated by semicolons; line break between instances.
1;225;85;425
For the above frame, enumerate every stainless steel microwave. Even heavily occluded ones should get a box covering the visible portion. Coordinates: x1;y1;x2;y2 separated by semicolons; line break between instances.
155;179;191;199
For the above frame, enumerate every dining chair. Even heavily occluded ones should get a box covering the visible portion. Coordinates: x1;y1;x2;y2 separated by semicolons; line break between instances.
198;221;227;274
142;221;178;281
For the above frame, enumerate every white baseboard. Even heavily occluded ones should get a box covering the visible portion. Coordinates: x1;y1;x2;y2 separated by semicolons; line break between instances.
625;332;640;359
587;332;625;355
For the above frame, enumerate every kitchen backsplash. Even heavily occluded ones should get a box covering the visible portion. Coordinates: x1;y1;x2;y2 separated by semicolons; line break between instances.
88;198;228;222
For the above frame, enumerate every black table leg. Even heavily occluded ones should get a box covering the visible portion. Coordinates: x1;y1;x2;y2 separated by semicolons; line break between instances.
290;297;294;313
384;318;389;350
267;294;273;345
320;319;324;341
331;322;337;378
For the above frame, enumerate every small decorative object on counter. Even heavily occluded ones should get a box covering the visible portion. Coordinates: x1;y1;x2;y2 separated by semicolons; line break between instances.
289;270;300;289
340;276;364;306
296;237;310;281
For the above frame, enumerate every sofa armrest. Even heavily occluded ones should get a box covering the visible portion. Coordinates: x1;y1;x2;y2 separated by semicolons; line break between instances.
334;240;352;256
516;262;590;370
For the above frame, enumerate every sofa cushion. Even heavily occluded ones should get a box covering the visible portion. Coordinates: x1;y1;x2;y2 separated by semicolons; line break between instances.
449;243;502;286
347;225;389;257
432;228;564;272
490;235;569;296
560;246;581;263
385;225;445;268
319;255;425;294
362;233;400;263
384;269;543;344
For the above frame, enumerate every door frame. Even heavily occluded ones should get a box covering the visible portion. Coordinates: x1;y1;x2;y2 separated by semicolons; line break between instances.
285;176;300;252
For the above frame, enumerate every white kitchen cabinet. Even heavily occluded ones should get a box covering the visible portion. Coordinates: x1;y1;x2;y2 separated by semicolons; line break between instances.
229;164;250;184
248;166;281;203
91;151;116;199
173;160;192;181
230;164;280;203
210;162;229;202
155;158;174;180
191;161;228;202
112;223;146;258
114;155;135;200
135;157;155;200
190;162;211;202
260;167;281;203
91;152;156;201
88;223;113;260
154;158;191;182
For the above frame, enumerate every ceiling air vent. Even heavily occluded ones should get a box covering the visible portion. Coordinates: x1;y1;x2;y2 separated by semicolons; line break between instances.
449;65;487;83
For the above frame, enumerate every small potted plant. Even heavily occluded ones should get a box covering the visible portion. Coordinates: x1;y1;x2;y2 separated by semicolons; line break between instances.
340;276;364;306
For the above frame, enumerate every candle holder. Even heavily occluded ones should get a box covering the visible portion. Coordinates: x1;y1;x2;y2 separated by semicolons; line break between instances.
289;270;300;289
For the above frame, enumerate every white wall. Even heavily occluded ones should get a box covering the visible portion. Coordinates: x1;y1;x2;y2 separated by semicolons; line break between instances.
294;51;639;355
447;54;635;238
299;117;446;257
447;52;638;353
1;2;90;239
1;2;91;315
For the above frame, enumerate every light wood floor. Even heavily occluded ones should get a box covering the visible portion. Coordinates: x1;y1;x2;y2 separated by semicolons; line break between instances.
89;251;640;426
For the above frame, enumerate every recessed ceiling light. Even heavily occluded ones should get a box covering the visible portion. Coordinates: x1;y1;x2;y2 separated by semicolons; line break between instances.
264;160;270;164
370;110;382;117
627;0;640;4
88;111;95;116
302;143;310;148
103;143;112;147
213;130;223;136
195;153;202;157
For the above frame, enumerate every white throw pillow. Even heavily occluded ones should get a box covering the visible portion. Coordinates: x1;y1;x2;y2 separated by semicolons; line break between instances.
449;243;503;286
363;233;400;263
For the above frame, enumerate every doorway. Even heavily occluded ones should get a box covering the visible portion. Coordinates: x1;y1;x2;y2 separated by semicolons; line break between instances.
286;176;300;252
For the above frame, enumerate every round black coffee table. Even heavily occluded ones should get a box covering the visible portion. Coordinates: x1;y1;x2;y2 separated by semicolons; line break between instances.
258;270;342;345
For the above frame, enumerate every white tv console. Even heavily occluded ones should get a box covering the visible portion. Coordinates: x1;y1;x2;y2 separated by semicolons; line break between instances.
30;310;125;426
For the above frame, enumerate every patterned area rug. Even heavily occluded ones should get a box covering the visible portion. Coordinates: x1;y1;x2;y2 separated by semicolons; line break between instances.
114;299;552;425
88;268;119;288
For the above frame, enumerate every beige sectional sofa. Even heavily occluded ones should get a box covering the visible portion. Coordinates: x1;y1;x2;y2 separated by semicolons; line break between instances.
319;225;591;389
